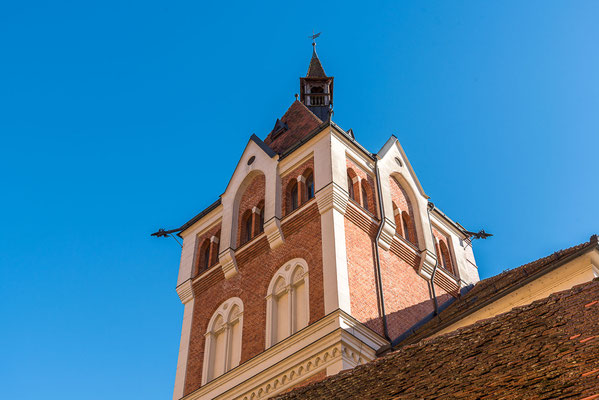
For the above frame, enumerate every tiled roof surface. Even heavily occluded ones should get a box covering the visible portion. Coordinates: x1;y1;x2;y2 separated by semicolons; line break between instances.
263;100;323;154
306;48;327;78
274;278;599;400
403;236;598;344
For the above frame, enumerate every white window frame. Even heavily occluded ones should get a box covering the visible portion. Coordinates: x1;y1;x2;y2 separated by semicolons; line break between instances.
201;297;244;385
265;258;310;349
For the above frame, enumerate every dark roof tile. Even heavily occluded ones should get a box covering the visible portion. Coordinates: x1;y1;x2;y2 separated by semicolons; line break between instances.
264;100;323;154
273;278;599;400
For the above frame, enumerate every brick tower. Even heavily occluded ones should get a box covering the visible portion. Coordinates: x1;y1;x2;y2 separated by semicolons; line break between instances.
164;44;480;400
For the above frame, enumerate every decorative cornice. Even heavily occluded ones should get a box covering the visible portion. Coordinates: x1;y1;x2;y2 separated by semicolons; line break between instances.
315;182;349;215
377;217;396;251
239;343;341;400
264;218;285;249
181;309;386;400
176;280;194;304
219;248;239;279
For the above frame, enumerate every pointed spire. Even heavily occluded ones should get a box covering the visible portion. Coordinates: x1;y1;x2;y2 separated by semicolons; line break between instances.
306;43;327;78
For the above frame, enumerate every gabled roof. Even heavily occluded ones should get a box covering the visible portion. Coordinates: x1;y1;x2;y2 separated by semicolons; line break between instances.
264;100;323;154
399;235;599;345
306;45;327;78
274;278;599;399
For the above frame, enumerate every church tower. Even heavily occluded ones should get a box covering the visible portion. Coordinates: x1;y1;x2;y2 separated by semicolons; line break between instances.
299;43;334;121
163;44;480;400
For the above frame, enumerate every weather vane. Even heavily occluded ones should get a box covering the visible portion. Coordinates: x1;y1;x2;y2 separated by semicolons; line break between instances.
308;31;321;45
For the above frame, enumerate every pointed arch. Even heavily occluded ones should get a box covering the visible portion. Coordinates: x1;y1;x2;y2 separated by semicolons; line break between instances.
302;168;315;203
285;179;299;214
390;175;420;247
265;259;310;348
439;241;454;275
346;168;358;202
202;297;244;384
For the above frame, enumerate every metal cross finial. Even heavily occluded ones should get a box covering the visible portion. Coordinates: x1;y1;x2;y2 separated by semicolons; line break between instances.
309;31;321;45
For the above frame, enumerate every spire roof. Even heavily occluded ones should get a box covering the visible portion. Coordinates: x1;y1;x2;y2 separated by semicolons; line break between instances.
306;44;327;78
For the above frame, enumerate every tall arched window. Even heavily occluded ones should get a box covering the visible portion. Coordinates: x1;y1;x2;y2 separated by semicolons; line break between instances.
392;203;402;235
202;297;244;384
195;239;211;276
305;172;315;201
202;241;211;270
361;180;371;212
286;180;299;214
402;211;413;243
240;210;253;245
439;241;454;275
254;200;265;235
265;259;309;348
347;169;358;202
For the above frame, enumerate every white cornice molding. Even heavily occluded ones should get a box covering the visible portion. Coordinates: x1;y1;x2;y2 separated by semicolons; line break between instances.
219;248;239;279
377;217;396;251
418;249;437;280
264;218;285;249
176;280;194;304
315;183;349;215
181;309;387;400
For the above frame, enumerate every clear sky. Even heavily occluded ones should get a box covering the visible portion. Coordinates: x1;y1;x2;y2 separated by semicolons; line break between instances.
1;1;597;399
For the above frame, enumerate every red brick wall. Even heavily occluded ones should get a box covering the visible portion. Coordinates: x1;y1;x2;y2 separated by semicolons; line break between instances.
344;206;384;336
236;174;265;248
184;203;324;395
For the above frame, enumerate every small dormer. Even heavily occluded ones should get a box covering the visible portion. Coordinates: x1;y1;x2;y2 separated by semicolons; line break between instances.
299;43;334;121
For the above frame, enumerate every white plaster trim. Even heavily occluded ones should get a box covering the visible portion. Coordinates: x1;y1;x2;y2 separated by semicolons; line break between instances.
181;310;387;400
219;248;239;279
173;298;195;400
315;183;349;215
418;249;437;280
263;218;285;249
377;217;396;251
176;280;194;304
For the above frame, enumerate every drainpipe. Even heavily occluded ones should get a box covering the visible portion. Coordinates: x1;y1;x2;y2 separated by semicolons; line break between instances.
426;201;440;315
373;158;392;342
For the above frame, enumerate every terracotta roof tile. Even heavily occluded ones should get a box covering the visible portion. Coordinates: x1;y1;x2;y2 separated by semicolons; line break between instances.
402;236;599;344
273;278;599;400
263;100;323;154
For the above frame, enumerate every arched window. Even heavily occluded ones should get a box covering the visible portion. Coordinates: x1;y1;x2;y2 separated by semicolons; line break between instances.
195;239;211;276
254;200;265;235
240;210;253;245
202;241;211;270
286;180;299;214
309;86;324;106
202;297;244;384
347;169;358;202
361;180;371;212
265;259;309;348
439;241;454;274
305;172;315;201
392;203;402;235
402;211;413;243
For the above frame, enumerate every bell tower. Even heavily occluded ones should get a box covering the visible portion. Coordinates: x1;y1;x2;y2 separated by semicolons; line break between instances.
299;42;334;121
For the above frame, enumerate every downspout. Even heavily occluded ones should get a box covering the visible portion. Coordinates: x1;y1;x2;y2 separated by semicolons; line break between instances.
427;201;440;315
373;158;392;342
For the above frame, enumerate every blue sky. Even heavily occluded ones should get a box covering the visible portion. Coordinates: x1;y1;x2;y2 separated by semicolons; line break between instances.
1;1;597;399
